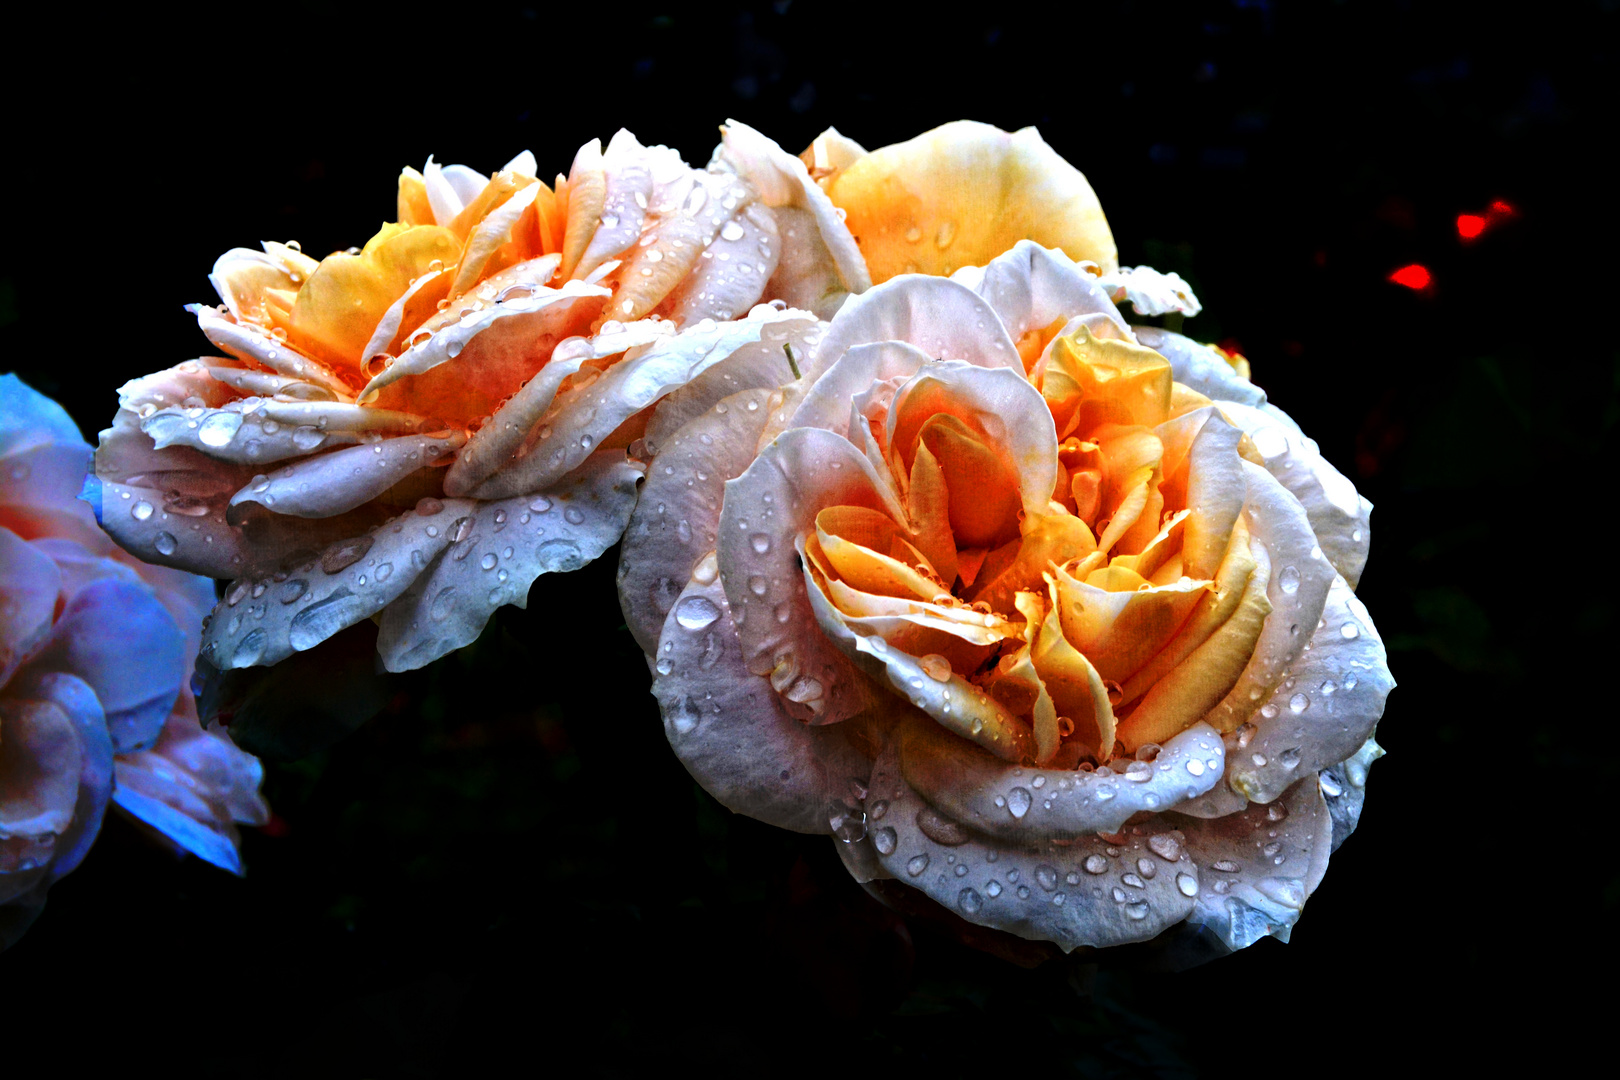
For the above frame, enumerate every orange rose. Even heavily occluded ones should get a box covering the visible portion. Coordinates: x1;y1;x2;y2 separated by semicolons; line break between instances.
88;133;821;672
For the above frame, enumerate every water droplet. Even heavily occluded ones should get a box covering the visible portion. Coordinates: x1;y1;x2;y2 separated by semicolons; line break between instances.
1185;758;1206;777
416;497;444;516
1278;565;1301;594
868;799;888;821
747;574;768;596
232;628;267;666
1212;860;1240;873
675;595;722;630
957;887;983;914
154;531;178;555
677;519;692;543
915;807;969;846
1319;772;1344;797
321;536;373;574
1289;692;1310;714
655;658;674;675
1124;761;1153;783
291;425;324;451
1278;747;1302;769
1259;703;1279;719
906;854;930;877
935;220;956;248
720;220;746;242
691;552;719;584
918;654;952;681
529;496;552;512
277;579;307;604
1148;834;1182;861
429;586;457;621
1340;621;1360;639
564;507;585;525
749;532;771;554
132;500;154;521
1122;873;1145;889
197;411;241;448
829;800;866;843
1030;864;1056;892
1006;787;1032;819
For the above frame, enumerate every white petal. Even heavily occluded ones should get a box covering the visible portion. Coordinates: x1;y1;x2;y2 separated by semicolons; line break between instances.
969;240;1131;341
864;724;1198;951
376;451;642;671
228;432;464;521
1096;265;1203;317
620;387;774;653
1177;775;1333;951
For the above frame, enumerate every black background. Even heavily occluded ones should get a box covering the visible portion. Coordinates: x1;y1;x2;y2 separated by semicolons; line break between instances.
1;2;1609;1075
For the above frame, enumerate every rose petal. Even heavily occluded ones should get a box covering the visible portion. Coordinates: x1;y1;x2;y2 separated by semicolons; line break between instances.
714;119;871;318
1319;736;1385;851
357;274;609;403
465;305;809;501
200;497;468;670
641;317;822;454
787;340;936;439
0;373;84;454
1215;401;1373;589
0;698;81;852
17;672;113;882
864;723;1198;951
111;781;242;874
620;388;775;653
0;530;61;685
1200;462;1339;736
896;714;1225;839
809;275;1021;386
966;240;1130;343
888;361;1060;533
1096;265;1203;317
1176;775;1333;950
825;121;1118;282
802;555;1025;754
651;574;872;834
718;427;904;722
193;308;355;399
661;201;779;325
376;451;641;672
1222;574;1394;804
1132;326;1266;409
228;432;464;521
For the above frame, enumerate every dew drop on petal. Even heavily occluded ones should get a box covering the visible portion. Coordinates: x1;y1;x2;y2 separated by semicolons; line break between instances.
906;854;930;877
674;595;722;630
154;532;178;555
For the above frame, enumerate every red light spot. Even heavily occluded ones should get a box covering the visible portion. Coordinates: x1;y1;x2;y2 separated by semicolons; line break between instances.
1489;199;1517;217
1389;264;1432;290
1456;214;1487;240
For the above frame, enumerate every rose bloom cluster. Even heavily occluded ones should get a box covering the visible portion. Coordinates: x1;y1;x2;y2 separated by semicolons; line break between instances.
2;376;267;948
87;125;866;673
619;122;1392;955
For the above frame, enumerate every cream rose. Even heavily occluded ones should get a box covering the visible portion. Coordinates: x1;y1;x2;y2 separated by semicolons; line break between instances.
618;240;1391;955
87;133;831;673
2;376;266;949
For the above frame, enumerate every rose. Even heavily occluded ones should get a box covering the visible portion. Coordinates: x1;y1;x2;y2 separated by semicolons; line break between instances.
87;131;831;674
2;375;267;949
618;238;1392;955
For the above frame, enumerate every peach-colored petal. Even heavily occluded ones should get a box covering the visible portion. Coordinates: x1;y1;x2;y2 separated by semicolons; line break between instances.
826;121;1118;283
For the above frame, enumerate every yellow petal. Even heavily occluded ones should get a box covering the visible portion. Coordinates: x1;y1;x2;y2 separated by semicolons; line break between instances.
287;224;461;374
1115;531;1273;751
1030;578;1116;758
396;166;434;227
560;140;605;280
1053;564;1213;686
905;437;959;587
826;121;1117;283
1116;514;1261;707
816;507;941;600
966;511;1096;615
915;413;1021;549
1043;325;1174;434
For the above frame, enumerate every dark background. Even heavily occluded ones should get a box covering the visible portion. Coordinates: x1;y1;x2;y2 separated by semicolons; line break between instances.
2;1;1609;1074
